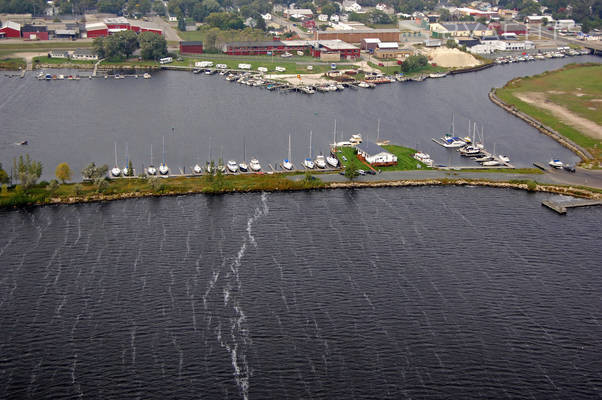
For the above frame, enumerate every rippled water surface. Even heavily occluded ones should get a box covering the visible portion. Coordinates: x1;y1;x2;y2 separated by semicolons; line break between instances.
0;187;600;399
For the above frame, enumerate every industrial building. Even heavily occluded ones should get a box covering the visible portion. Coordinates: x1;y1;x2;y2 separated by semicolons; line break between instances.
0;21;21;38
310;40;360;60
314;29;400;43
21;24;48;40
180;41;204;54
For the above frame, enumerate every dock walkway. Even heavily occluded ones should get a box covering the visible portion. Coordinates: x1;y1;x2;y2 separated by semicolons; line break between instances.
542;198;602;214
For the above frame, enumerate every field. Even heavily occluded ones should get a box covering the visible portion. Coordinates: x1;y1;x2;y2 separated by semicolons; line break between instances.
0;41;93;52
337;144;430;172
33;56;95;65
496;63;602;165
0;57;26;70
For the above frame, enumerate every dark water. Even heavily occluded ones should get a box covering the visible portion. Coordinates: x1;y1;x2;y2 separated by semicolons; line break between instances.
1;57;599;179
0;187;600;399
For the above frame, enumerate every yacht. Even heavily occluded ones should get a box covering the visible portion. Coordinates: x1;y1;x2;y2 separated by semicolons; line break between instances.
458;145;482;156
303;158;315;169
283;134;293;170
122;143;130;176
349;134;362;145
499;155;510;163
315;154;327;169
474;155;493;163
143;73;151;79
193;163;202;174
227;160;239;173
159;136;169;175
239;138;248;172
249;158;261;172
549;159;564;169
482;160;501;166
413;152;433;166
326;155;339;168
441;136;467;148
111;142;121;177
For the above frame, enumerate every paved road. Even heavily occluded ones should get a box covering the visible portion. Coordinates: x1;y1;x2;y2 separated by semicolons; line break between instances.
290;168;602;189
151;15;181;43
271;15;312;39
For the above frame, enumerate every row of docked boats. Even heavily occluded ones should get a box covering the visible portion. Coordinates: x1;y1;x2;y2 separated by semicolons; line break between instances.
495;48;590;64
37;72;151;81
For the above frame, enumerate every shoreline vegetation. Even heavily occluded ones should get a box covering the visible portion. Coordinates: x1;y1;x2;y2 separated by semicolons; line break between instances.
1;174;600;209
493;63;602;167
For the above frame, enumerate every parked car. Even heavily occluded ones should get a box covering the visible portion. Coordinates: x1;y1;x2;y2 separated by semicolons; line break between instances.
365;170;376;175
357;169;366;175
378;62;384;67
563;165;576;173
341;155;348;161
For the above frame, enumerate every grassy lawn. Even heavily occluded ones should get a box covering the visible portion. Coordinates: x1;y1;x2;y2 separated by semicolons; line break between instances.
337;144;430;171
0;41;93;52
496;63;602;164
33;56;95;65
0;57;26;70
367;61;448;76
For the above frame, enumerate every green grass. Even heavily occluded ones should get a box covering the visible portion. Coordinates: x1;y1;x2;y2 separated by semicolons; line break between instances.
496;63;602;163
367;61;448;76
0;57;26;70
0;42;93;52
33;56;95;65
337;144;430;171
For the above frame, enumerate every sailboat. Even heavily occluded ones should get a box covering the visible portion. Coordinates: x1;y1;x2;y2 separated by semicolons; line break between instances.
147;144;157;175
159;136;169;175
303;130;315;169
122;143;130;176
193;138;202;174
111;142;121;177
249;158;261;172
440;113;466;148
283;134;293;170
206;137;213;173
239;138;248;172
327;120;339;168
227;159;239;173
217;147;226;173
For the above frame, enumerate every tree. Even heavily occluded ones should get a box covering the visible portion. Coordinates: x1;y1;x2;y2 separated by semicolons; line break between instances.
438;8;451;21
152;0;166;15
82;162;109;180
321;2;339;17
48;179;59;193
446;38;457;48
139;31;168;60
127;160;134;176
0;162;9;184
15;154;42;189
117;30;139;59
55;162;72;183
93;37;106;59
178;14;187;31
344;163;359;181
255;14;267;31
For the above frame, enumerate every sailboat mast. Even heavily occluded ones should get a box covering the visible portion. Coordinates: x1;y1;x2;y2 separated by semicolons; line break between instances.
243;137;246;163
150;144;153;165
309;130;312;158
162;136;165;165
333;119;337;145
451;113;455;136
377;119;380;142
125;142;128;167
114;142;118;168
288;134;291;160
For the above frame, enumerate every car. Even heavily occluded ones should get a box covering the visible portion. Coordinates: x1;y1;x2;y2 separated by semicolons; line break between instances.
563;165;576;173
341;155;348;161
357;169;366;175
378;62;384;67
365;170;376;175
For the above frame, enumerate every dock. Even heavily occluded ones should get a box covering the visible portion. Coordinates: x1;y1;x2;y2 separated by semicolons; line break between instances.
542;198;602;214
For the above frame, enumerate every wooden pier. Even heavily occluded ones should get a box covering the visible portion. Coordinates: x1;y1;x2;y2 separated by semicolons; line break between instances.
542;198;602;214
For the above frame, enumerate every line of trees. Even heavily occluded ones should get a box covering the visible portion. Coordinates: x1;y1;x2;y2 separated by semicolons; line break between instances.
93;31;167;60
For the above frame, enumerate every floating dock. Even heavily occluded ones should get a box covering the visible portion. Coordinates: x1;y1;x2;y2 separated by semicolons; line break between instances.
542;198;602;214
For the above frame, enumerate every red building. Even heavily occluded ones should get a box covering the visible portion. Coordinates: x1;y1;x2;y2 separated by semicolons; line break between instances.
224;41;287;55
130;22;163;35
310;40;360;60
302;20;316;29
490;22;527;35
22;25;49;40
0;21;21;38
180;41;203;54
85;22;108;38
104;17;130;30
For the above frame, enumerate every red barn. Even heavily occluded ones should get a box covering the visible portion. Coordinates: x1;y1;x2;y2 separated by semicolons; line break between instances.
180;41;203;54
0;21;21;38
104;17;130;30
85;22;108;38
490;22;527;36
130;22;163;35
22;25;49;40
310;40;360;60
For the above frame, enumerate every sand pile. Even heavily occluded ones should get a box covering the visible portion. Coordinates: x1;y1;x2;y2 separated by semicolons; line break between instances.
427;48;481;68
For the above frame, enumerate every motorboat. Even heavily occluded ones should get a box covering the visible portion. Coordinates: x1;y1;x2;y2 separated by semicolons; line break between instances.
326;155;339;168
474;155;493;163
482;160;501;166
458;146;482;156
16;140;28;145
193;164;202;174
282;159;293;170
227;160;239;173
413;152;433;166
249;158;261;172
349;134;362;145
441;136;467;148
499;155;510;163
549;159;564;169
239;162;248;172
143;73;151;79
315;155;327;169
303;158;315;169
358;81;370;88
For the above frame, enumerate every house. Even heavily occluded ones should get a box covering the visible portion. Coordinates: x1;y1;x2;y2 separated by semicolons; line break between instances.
180;41;203;54
84;22;108;38
283;8;313;19
22;24;49;40
554;19;575;30
72;49;98;60
49;50;69;58
0;21;21;38
375;3;395;15
342;1;361;12
330;15;340;22
361;38;381;51
524;16;552;24
356;141;397;166
262;13;272;21
302;20;316;29
310;39;360;60
374;42;407;59
318;14;329;22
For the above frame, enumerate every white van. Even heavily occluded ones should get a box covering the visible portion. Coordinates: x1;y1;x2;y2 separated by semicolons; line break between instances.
160;57;173;64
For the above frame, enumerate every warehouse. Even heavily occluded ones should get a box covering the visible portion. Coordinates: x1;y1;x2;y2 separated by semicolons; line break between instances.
21;24;49;40
0;21;21;38
84;22;108;38
314;29;400;43
310;40;360;60
180;41;203;54
361;38;381;51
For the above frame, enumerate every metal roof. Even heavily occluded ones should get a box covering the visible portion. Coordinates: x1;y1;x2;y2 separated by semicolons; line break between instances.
440;22;487;31
318;39;358;50
181;41;203;46
1;21;21;31
85;22;107;30
356;141;390;156
104;17;129;24
318;29;400;33
378;42;399;49
227;41;285;47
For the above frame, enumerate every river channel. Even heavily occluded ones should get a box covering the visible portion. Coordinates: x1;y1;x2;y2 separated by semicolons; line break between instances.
0;187;600;399
0;56;600;179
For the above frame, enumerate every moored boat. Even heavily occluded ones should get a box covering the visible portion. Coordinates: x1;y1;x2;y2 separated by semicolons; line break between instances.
549;159;564;169
315;154;327;169
227;160;239;173
249;158;261;172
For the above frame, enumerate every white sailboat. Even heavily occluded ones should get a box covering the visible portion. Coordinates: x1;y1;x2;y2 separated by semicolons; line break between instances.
122;143;130;176
315;154;327;169
147;144;157;175
303;130;315;169
111;142;121;177
283;134;293;170
159;136;169;175
327;120;339;168
239;138;248;172
227;160;239;173
249;158;261;172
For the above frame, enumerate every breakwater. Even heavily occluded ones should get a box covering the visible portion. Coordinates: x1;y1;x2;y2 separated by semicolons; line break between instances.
489;88;594;161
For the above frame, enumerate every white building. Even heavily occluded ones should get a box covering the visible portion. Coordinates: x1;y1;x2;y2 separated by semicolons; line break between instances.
342;1;361;12
262;13;272;21
71;49;98;61
330;15;340;22
356;141;397;166
318;14;329;22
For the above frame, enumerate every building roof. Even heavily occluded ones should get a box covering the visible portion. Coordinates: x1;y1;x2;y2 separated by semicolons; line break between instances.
1;21;21;31
285;8;313;14
356;141;391;156
378;42;399;49
55;29;77;35
227;41;285;47
440;22;488;32
132;21;162;31
22;24;47;32
318;29;400;34
104;17;129;25
85;22;107;30
73;48;94;55
362;38;381;43
181;41;203;46
317;39;358;50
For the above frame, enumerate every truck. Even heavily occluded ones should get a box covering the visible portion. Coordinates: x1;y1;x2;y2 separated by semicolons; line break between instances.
159;57;173;64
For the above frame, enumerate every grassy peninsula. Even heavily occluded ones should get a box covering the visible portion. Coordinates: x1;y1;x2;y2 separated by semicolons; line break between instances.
495;63;602;166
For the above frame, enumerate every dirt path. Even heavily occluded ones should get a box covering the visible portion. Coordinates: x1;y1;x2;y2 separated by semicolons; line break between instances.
515;92;602;140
